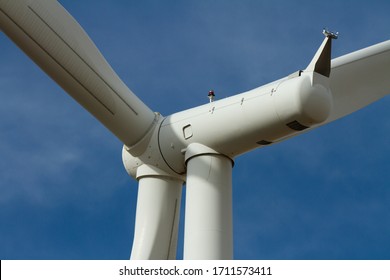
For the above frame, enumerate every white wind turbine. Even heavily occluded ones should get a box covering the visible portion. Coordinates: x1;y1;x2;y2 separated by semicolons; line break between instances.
1;0;389;260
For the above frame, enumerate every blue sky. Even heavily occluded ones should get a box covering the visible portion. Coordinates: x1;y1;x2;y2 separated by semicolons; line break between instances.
1;0;389;260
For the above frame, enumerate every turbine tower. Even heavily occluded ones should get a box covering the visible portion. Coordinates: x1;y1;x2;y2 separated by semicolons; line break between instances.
1;0;389;260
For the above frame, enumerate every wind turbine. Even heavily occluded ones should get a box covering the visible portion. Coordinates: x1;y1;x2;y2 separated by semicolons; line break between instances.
1;0;389;260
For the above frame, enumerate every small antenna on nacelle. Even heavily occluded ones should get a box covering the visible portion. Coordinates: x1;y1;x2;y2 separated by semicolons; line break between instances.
208;90;215;103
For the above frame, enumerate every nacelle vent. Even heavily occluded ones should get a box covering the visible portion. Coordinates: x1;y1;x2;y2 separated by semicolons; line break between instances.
286;120;309;131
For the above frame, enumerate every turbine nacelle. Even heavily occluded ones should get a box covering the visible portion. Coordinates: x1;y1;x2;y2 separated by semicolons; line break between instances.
123;35;335;177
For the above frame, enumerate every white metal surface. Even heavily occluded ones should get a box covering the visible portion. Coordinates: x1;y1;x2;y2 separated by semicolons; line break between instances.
130;165;183;260
183;144;233;260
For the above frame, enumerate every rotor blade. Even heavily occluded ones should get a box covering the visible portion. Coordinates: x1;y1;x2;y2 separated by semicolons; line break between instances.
327;40;390;123
0;0;156;147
